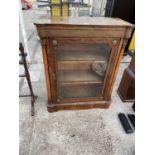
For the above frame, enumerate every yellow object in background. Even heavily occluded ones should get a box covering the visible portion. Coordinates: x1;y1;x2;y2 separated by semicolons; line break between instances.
51;6;61;16
51;0;69;16
52;0;61;3
62;3;69;16
51;0;68;3
129;31;135;50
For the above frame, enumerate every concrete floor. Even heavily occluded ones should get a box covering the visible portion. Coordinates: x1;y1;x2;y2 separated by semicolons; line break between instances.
19;3;135;155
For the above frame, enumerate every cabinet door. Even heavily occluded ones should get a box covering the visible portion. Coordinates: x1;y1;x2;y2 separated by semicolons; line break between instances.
50;38;120;102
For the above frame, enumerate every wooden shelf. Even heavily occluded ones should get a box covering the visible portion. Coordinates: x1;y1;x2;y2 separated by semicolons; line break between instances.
57;60;106;70
56;44;110;61
58;84;103;98
58;70;104;85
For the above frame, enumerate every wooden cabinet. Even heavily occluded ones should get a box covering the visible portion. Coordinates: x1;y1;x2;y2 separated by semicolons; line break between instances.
117;54;135;102
35;16;134;112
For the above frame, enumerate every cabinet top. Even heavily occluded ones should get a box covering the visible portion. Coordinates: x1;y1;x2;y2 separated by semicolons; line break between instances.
34;16;134;28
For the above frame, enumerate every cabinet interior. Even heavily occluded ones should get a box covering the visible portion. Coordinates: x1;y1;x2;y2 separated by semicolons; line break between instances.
54;42;111;99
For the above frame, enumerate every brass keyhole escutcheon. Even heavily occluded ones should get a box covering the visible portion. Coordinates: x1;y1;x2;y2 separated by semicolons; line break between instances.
52;40;58;46
112;40;117;45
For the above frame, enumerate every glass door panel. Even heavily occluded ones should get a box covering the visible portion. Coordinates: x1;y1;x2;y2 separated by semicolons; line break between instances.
55;43;111;99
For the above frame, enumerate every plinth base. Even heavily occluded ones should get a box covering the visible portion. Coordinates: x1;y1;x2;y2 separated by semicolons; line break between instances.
47;100;110;112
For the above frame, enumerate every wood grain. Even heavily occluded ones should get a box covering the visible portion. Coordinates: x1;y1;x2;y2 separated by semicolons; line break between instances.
40;38;52;102
35;16;134;27
47;100;110;112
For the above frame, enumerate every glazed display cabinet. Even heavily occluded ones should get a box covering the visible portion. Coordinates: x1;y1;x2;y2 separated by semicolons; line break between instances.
35;17;134;112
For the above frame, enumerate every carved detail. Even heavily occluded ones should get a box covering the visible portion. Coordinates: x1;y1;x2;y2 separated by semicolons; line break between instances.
52;40;58;46
41;38;46;46
112;39;117;46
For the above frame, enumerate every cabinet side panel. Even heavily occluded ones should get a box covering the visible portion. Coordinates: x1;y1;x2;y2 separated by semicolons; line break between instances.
102;39;122;100
110;28;134;98
105;38;127;99
41;38;52;102
47;39;57;103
